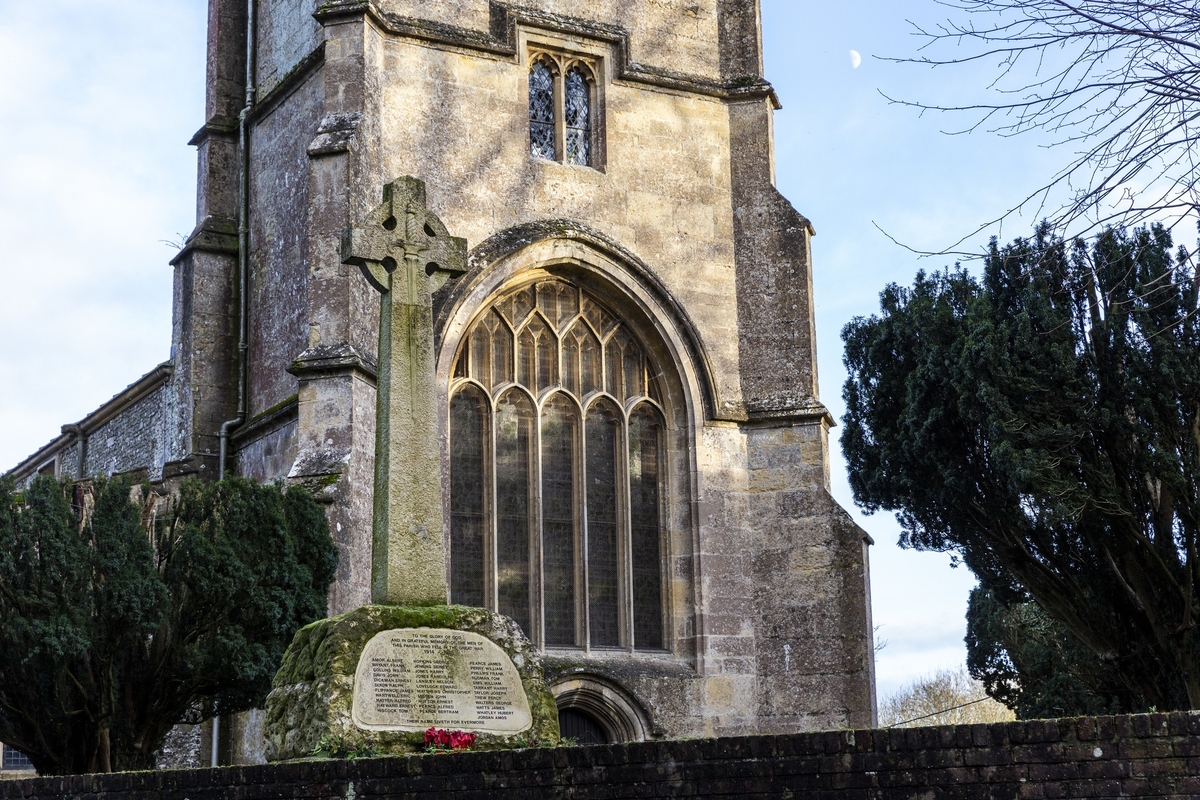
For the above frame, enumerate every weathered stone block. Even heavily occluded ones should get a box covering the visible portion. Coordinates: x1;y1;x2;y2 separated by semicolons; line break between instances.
263;605;559;761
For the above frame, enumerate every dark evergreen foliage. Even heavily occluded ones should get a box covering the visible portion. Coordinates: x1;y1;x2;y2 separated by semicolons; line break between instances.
0;476;338;774
965;586;1122;718
843;223;1200;713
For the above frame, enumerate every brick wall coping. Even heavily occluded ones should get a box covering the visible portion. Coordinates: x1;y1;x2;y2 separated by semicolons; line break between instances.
3;711;1199;799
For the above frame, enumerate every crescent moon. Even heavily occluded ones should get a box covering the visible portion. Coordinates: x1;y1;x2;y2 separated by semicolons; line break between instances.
850;50;862;69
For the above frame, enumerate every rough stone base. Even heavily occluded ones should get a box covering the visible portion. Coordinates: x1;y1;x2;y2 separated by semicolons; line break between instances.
154;724;203;770
263;605;560;761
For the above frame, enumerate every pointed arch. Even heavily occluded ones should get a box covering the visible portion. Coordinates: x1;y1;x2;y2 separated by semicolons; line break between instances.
436;220;719;423
437;232;702;658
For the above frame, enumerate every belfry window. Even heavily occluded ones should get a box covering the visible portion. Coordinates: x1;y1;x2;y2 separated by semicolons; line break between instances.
449;279;666;651
528;55;596;167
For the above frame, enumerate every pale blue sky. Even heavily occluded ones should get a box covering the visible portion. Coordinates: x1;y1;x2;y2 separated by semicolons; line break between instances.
0;1;1077;700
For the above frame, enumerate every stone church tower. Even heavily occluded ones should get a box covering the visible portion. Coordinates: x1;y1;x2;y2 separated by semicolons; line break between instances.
11;0;875;752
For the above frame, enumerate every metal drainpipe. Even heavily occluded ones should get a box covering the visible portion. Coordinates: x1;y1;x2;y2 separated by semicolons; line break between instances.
209;715;221;769
218;0;258;478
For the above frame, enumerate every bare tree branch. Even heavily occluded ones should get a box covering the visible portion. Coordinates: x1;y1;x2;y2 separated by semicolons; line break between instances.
884;0;1200;254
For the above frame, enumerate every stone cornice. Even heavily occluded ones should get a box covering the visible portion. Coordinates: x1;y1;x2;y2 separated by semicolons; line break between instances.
5;433;71;482
169;215;239;267
231;395;299;447
742;398;837;428
313;1;781;109
162;454;217;481
71;362;175;437
308;112;363;157
288;343;379;384
187;114;239;147
249;42;328;125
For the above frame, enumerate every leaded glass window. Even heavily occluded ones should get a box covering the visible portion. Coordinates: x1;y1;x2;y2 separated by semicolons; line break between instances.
449;279;667;651
629;407;664;647
564;68;591;166
529;60;556;161
450;386;487;608
2;746;33;771
528;56;598;168
585;400;621;647
496;390;535;634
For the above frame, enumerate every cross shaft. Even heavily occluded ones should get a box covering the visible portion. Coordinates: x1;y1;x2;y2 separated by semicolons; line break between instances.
342;176;467;607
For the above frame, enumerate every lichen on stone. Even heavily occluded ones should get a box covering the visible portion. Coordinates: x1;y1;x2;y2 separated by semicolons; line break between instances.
263;605;561;761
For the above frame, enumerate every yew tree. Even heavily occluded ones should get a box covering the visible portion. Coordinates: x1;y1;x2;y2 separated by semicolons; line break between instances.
0;476;338;774
965;585;1126;717
843;222;1200;711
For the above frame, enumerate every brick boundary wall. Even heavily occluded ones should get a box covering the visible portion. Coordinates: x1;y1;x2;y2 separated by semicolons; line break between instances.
3;712;1199;799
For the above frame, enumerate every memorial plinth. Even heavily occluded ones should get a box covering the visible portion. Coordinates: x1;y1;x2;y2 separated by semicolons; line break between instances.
264;179;559;761
264;606;559;760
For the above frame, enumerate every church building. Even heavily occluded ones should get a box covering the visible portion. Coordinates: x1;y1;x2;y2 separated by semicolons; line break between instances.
9;0;876;758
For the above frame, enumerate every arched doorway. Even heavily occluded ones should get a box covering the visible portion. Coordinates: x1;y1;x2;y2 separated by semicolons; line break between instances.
558;707;611;745
550;673;653;743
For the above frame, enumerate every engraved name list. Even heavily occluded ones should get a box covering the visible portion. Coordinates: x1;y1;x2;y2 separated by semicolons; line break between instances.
351;628;533;735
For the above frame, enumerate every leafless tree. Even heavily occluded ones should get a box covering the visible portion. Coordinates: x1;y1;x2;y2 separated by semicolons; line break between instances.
879;667;1016;727
888;0;1200;253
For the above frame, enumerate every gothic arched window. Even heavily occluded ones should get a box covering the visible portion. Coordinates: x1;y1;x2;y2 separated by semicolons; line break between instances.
449;279;666;651
528;56;597;168
564;67;591;166
529;60;556;161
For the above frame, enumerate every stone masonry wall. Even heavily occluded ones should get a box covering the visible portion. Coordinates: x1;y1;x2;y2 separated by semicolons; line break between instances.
4;713;1200;799
372;0;725;83
246;74;323;421
82;385;170;481
377;41;744;414
746;421;876;733
56;447;79;483
10;381;171;487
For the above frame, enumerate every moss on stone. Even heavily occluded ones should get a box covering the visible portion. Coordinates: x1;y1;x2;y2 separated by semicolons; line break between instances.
264;605;561;761
313;472;341;490
249;393;299;424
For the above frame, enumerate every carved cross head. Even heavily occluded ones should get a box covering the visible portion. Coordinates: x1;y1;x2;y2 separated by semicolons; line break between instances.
341;176;467;298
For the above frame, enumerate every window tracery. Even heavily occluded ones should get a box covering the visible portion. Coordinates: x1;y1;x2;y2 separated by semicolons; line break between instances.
528;54;597;168
449;278;666;651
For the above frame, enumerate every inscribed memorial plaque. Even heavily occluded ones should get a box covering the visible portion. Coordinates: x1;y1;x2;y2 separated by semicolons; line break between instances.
351;628;533;734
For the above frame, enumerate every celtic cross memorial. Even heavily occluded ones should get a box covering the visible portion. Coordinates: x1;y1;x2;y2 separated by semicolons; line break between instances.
342;177;467;607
